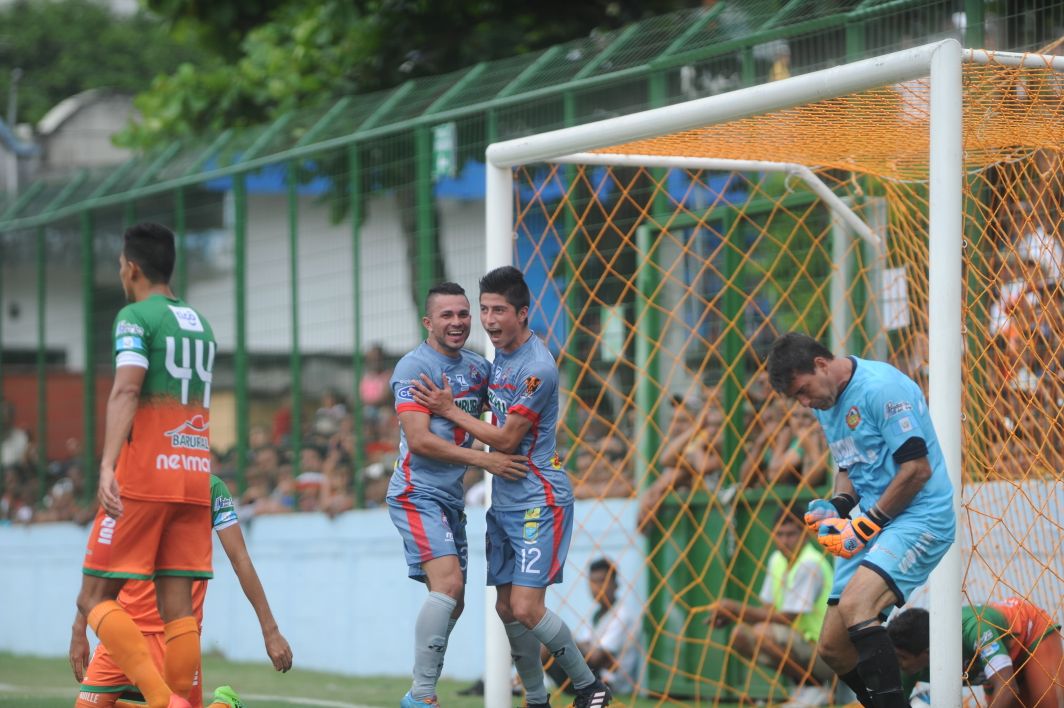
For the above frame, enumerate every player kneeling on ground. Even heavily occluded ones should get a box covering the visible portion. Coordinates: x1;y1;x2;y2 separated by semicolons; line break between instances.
889;599;1064;708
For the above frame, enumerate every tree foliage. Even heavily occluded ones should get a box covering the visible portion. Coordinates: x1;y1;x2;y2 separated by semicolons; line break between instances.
118;0;696;148
0;0;203;127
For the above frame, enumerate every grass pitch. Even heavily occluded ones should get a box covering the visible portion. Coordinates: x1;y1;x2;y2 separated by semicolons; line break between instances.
0;651;666;707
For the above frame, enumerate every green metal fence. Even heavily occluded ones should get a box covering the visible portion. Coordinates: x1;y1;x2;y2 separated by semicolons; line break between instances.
1;0;1061;510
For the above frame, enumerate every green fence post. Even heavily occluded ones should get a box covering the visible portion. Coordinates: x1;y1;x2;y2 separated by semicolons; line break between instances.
741;45;756;87
846;17;866;62
561;90;582;442
350;144;365;508
965;0;985;48
174;189;187;298
36;226;47;500
288;163;303;477
641;69;669;697
233;176;249;492
82;211;96;501
720;209;744;484
0;228;4;447
414;126;437;313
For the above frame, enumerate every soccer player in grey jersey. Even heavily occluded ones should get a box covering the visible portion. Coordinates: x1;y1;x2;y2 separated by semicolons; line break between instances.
414;267;613;708
387;282;527;708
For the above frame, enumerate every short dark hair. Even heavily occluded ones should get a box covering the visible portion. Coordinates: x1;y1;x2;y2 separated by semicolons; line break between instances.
123;222;175;284
588;557;617;577
425;281;467;313
886;607;929;654
766;332;834;394
774;505;804;529
479;266;530;321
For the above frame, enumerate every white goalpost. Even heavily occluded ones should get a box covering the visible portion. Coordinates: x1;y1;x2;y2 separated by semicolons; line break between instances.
483;39;965;708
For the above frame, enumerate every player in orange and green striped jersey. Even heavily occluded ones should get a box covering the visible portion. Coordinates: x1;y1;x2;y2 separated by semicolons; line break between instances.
75;223;218;708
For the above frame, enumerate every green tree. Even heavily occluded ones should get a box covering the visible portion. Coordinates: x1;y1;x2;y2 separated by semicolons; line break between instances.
0;0;205;127
119;0;698;148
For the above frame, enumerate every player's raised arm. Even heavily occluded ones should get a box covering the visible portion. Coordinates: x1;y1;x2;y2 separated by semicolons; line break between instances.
216;524;293;673
412;373;532;453
399;409;526;480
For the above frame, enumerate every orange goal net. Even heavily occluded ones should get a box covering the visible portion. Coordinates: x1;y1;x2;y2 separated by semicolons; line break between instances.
497;45;1064;705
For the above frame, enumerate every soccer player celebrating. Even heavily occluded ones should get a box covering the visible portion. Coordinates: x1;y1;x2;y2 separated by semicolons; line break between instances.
70;474;292;708
413;266;613;708
888;599;1064;708
387;282;528;708
75;223;218;708
766;332;956;708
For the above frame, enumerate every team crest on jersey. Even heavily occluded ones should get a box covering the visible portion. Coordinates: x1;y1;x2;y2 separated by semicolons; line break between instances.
524;507;542;520
523;521;539;542
469;365;482;384
523;376;542;397
550;453;562;469
165;415;210;450
845;406;861;429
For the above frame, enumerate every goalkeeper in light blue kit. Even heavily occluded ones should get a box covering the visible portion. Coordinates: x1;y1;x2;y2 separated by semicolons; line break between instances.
387;282;528;708
413;266;613;708
766;332;955;708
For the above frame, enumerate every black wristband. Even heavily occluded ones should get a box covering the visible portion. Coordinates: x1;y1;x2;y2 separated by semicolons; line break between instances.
866;505;892;527
830;493;857;518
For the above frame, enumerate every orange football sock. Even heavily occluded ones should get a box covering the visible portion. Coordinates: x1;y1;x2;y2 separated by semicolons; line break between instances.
163;616;201;701
87;600;173;708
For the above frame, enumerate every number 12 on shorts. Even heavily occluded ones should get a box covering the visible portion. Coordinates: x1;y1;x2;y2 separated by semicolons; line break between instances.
519;547;541;574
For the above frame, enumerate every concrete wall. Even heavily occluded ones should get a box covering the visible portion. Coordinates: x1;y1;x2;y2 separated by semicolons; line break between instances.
0;499;643;680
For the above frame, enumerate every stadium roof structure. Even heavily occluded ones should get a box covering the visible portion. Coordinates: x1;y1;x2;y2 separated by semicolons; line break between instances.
0;0;1036;231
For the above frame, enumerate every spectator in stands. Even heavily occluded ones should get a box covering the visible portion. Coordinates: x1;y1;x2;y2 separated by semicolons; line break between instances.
762;405;828;489
271;386;293;448
542;557;642;696
705;507;835;707
637;392;724;534
0;401;30;469
361;406;400;507
573;416;634;500
320;437;355;517
360;343;393;436
0;467;34;524
249;424;271;453
322;462;355;518
1011;199;1063;285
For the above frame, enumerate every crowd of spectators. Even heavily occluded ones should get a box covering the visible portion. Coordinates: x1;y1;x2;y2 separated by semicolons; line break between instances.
978;156;1064;478
14;164;1061;524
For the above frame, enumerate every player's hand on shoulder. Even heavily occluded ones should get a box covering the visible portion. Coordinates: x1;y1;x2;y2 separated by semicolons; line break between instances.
412;373;455;415
265;628;293;673
483;450;527;480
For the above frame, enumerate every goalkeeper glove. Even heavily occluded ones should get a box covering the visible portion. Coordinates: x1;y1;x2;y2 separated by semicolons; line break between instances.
817;509;888;559
804;493;858;532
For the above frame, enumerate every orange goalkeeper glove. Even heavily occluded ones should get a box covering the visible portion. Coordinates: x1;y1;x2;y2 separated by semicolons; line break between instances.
817;516;882;559
804;494;858;533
